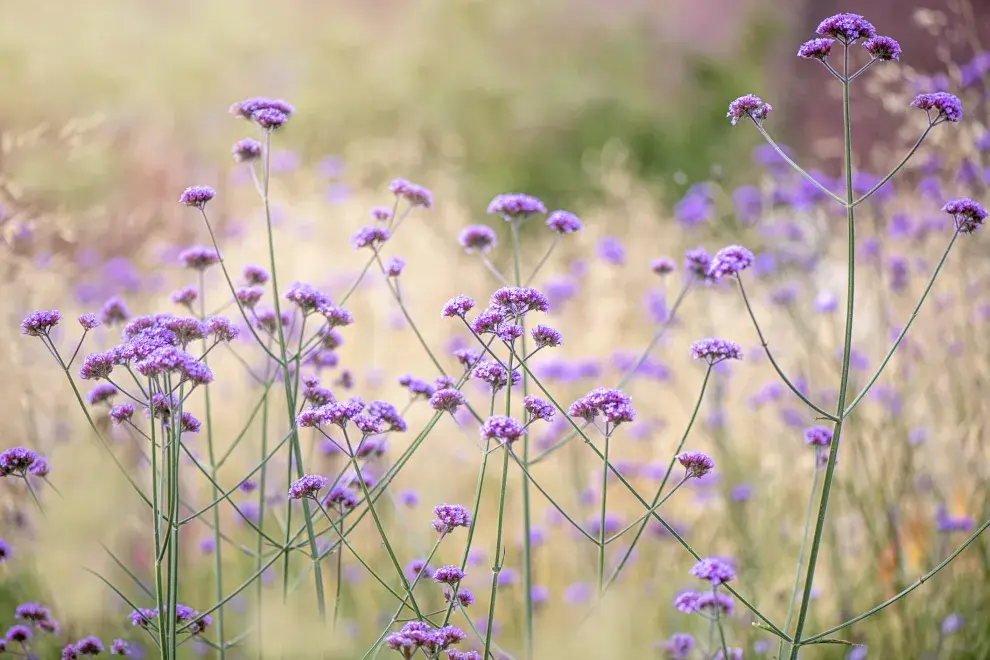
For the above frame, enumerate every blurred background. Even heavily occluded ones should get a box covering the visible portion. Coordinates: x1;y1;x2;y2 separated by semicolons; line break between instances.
1;0;989;657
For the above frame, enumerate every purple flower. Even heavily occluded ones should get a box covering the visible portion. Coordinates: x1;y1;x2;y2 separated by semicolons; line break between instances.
727;94;772;126
20;309;61;336
288;474;329;500
229;97;295;119
458;225;498;253
179;186;216;208
911;92;963;124
864;36;901;61
432;503;472;534
78;313;100;330
429;389;467;414
815;13;877;43
690;557;736;585
86;383;118;406
707;245;755;280
74;636;105;655
385;257;405;277
596;236;626;265
110;639;130;655
284;282;331;312
567;387;635;426
448;650;482;660
943;198;987;234
6;624;32;643
480;415;526;444
487;193;546;219
100;297;130;325
206;316;239;342
804;426;833;447
490;286;550;315
677;451;715;478
530;324;562;348
690;338;742;364
814;291;838;313
683;248;713;283
0;447;39;477
523;395;555;422
650;257;677;276
656;633;695;659
179;246;220;271
242;265;270;285
441;295;476;318
351;226;391;250
432;565;466;585
797;38;835;60
253;108;288;130
232;138;263;162
170;286;198;307
323;485;359;511
389;178;434;208
14;603;51;622
546;210;583;234
941;613;964;635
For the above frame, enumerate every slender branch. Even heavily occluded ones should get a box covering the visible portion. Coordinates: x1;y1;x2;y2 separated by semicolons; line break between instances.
752;124;847;207
851;125;933;208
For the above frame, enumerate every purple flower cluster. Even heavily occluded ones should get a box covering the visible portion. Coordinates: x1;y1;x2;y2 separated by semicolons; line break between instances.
389;178;434;208
530;324;562;348
458;225;498;253
727;94;772;126
943;198;987;234
797;38;834;60
20;310;60;337
546;210;583;234
523;395;555;422
911;92;964;124
677;451;715;478
232;138;263;162
674;590;735;616
567;387;635;426
178;246;220;270
689;338;743;364
815;13;876;43
178;185;216;208
707;245;754;280
863;36;901;61
129;604;211;635
480;415;526;444
804;426;833;447
432;503;471;534
288;474;330;500
0;447;42;477
487;193;546;219
441;295;476;319
689;557;736;585
384;621;467;658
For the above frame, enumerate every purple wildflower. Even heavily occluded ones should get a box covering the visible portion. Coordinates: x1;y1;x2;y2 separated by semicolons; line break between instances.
677;451;715;478
242;265;270;285
284;282;331;312
458;225;498;253
169;286;198;307
206;316;239;342
690;338;743;364
597;236;626;265
727;94;772;125
229;97;295;119
370;206;393;221
864;36;901;61
684;248;713;283
323;485;359;511
444;588;475;608
86;383;118;405
110;639;130;655
650;257;677;276
14;603;51;622
20;310;61;336
429;389;467;414
471;306;507;334
74;636;105;655
943;198;987;234
179;246;220;270
253;108;287;130
911;92;963;124
320;305;354;328
433;565;466;585
942;613;964;635
567;387;635;426
490;286;550;316
480;415;526;444
441;295;476;318
288;474;329;500
385;257;406;277
546;210;583;234
690;557;736;585
78;313;99;330
389;178;434;208
453;348;482;369
815;13;877;43
351;226;391;250
797;38;835;60
432;503;472;534
523;395;555;422
707;245;755;280
179;185;216;208
0;447;39;477
804;426;833;446
100;297;130;325
530;324;562;348
6;625;31;643
231;138;263;162
487;193;546;219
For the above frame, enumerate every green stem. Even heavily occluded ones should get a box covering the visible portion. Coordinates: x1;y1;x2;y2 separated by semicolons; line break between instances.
714;587;730;657
483;444;511;659
851;125;932;208
779;465;823;658
597;434;609;594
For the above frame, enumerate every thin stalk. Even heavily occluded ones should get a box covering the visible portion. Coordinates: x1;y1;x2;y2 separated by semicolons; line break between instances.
483;443;511;659
851;125;933;208
714;587;730;658
788;44;856;659
150;404;167;659
753;123;846;207
524;235;559;286
779;466;823;658
597;434;609;594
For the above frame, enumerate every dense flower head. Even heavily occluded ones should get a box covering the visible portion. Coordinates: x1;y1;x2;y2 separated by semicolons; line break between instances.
497;323;523;343
135;347;213;384
253;308;291;334
531;324;563;348
86;382;118;406
110;639;130;655
727;94;772;125
490;286;550;316
429;388;467;414
20;309;60;336
448;650;482;660
943;198;987;234
690;557;736;585
179;246;220;271
804;425;833;446
433;503;472;534
473;361;521;392
109;403;135;426
458;225;498;253
707;245;755;280
385;257;406;277
480;415;526;444
657;633;695;660
684;248;713;283
178;185;216;208
74;636;105;654
399;374;436;398
242;265;270;286
323;485;359;511
546;210;583;234
5;624;31;642
674;590;734;615
434;375;455;390
351;225;391;250
650;257;677;276
253;108;288;130
797;38;834;60
283;282;332;312
471;306;507;335
367;400;407;432
169;286;198;307
911;92;963;123
231;138;263;162
288;474;329;500
441;295;476;318
319;305;354;328
0;447;39;477
389;178;434;208
14;602;51;622
487;193;547;219
864;36;901;61
444;587;476;608
524;396;555;422
567;388;635;426
815;13;877;42
160;316;208;346
79;351;116;380
677;451;715;478
690;338;743;364
370;205;393;222
453;348;482;369
433;565;466;585
77;313;100;330
230;97;295;119
206;316;239;342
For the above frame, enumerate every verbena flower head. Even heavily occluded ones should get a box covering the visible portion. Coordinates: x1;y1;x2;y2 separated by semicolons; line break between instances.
351;225;391;250
863;36;901;61
323;485;359;511
707;245;755;280
804;425;833;446
815;13;877;43
690;557;736;585
727;94;772;126
530;324;562;348
684;248;713;283
429;389;467;414
6;624;32;642
389;178;434;208
797;38;834;60
242;265;270;285
690;338;743;364
86;383;118;406
232;138;263;162
399;374;435;398
74;636;105;655
179;246;220;270
567;388;635;426
471;306;506;334
656;633;694;659
911;92;963;124
78;313;99;330
490;286;550;316
546;210;583;234
169;286;198;307
943;198;987;234
441;295;476;319
677;451;715;478
80;351;115;380
480;415;526;444
110;639;130;655
284;282;331;313
0;447;39;477
650;257;676;276
253;108;288;130
453;348;482;369
14;602;51;622
597;236;626;265
432;503;471;534
288;474;329;500
206;316;239;342
178;185;216;208
432;565;466;585
385;257;406;277
229;97;295;120
448;649;482;660
21;309;60;336
370;206;393;222
458;225;498;253
487;193;546;220
523;395;555;422
100;297;130;325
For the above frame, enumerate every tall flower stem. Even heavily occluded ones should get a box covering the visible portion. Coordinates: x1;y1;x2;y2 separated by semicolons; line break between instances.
788;44;856;659
779;465;823;658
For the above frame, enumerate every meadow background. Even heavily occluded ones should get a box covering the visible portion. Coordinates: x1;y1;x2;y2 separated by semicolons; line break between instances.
1;0;989;658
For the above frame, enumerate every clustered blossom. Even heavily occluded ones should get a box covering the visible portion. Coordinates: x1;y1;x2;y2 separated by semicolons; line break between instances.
432;503;471;534
432;565;466;585
523;395;555;422
178;185;216;208
487;193;547;219
911;92;964;124
231;138;263;162
284;281;332;312
804;425;833;447
384;621;467;658
85;383;118;406
242;265;270;285
480;415;526;444
674;590;735;616
472;360;519;392
389;178;434;208
128;604;211;634
650;257;676;276
229;97;295;120
690;338;743;364
441;295;476;319
458;225;498;253
206;316;239;342
288;475;330;500
78;313;100;330
20;310;60;336
727;94;772;126
863;35;901;61
677;451;715;478
323;485;359;511
707;245;754;280
546;210;583;234
943;198;987;234
320;305;354;328
530;324;562;348
253;108;288;130
169;286;198;307
179;246;221;270
689;557;736;585
429;388;467;414
657;633;695;660
385;257;406;277
568;387;635;426
815;13;876;43
489;286;550;316
0;447;40;477
109;403;135;426
370;206;393;221
352;226;391;250
399;374;435;398
797;38;834;60
683;248;713;283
